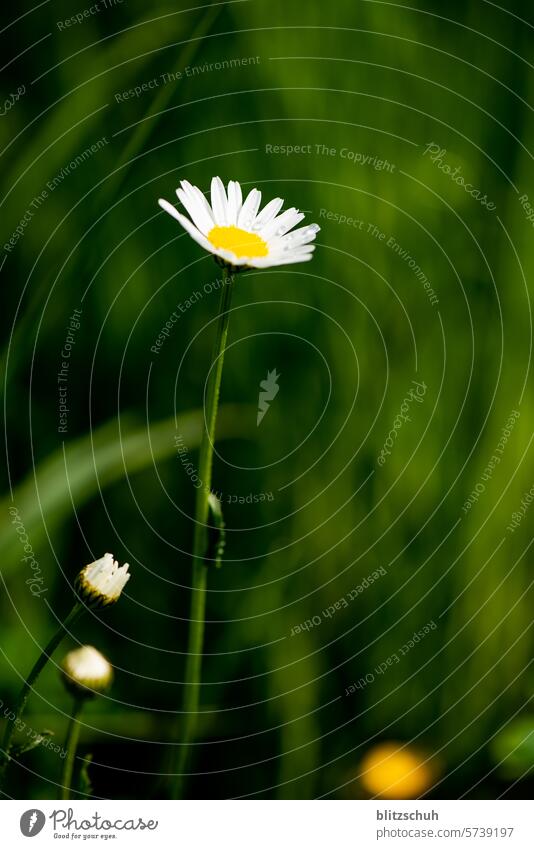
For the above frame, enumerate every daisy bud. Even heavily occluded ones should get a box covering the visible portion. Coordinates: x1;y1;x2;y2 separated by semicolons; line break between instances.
60;646;113;699
75;552;130;609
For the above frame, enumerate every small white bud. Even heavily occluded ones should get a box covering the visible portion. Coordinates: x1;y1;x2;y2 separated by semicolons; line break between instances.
60;645;113;698
75;553;130;608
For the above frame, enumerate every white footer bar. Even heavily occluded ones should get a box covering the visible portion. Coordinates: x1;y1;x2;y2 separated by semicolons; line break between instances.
1;799;532;848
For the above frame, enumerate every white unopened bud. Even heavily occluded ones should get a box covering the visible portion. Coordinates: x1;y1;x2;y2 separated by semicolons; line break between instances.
75;553;130;608
60;646;113;698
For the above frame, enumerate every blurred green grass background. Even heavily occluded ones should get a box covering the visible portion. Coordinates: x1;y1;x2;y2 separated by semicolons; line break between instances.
1;0;533;799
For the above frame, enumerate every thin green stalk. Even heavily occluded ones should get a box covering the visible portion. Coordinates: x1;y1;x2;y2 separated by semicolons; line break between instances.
0;602;84;788
172;266;235;798
61;698;83;800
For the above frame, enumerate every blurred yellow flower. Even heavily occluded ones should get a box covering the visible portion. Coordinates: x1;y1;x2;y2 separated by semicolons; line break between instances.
359;741;434;799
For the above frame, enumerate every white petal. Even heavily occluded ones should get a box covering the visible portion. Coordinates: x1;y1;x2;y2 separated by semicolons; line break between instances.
210;176;228;225
215;247;241;264
238;188;262;228
253;197;284;230
226;180;243;225
256;244;316;262
158;199;213;252
84;564;98;582
250;251;314;268
110;568;130;595
260;208;305;240
159;198;186;224
269;244;316;259
176;183;214;234
183;181;216;226
277;223;320;250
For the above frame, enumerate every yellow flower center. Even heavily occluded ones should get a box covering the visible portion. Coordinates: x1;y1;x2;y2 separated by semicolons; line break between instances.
207;225;268;259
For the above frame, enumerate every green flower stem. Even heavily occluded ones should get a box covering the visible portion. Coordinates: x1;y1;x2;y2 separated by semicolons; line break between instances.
0;602;84;788
61;697;84;800
173;266;235;798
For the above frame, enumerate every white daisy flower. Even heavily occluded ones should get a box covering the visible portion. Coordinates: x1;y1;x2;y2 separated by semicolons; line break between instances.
75;553;130;608
60;645;113;698
158;177;320;269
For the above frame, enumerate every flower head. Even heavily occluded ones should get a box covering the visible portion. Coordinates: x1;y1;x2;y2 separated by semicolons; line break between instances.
75;553;130;609
60;645;113;699
158;177;319;270
359;741;435;799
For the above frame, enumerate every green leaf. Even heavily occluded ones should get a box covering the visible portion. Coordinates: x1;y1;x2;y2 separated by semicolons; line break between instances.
11;729;54;758
0;404;252;579
78;753;93;796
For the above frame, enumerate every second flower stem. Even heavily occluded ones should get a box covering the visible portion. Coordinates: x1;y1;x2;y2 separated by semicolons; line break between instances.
61;697;84;800
0;602;84;789
173;266;235;798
